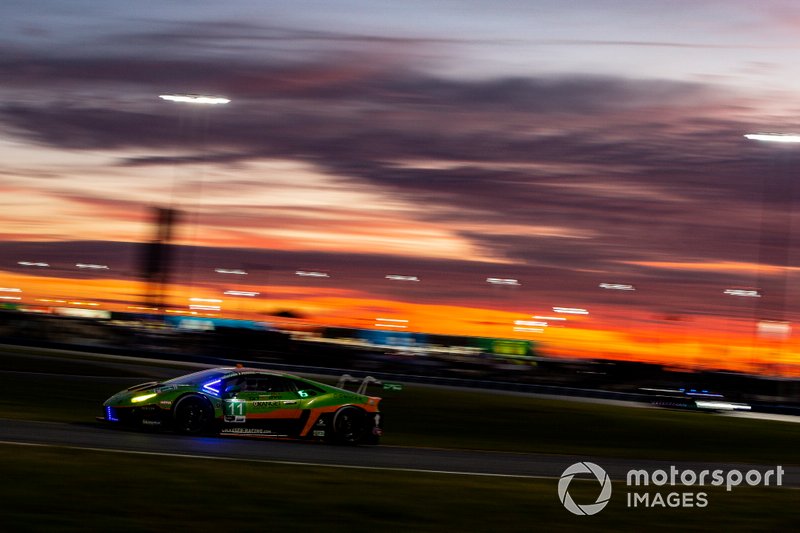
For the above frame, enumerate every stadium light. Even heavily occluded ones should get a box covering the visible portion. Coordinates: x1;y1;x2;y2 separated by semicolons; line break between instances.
296;271;329;278
553;307;589;315
487;277;520;286
224;290;260;297
724;289;761;298
159;94;230;105
744;133;800;143
215;268;248;275
599;283;635;291
386;275;420;282
76;263;109;270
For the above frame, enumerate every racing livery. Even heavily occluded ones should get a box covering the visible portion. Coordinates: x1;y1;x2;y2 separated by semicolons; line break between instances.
100;367;382;444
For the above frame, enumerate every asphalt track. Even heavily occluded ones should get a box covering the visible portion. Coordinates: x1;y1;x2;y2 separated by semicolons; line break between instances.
1;346;798;487
0;418;797;488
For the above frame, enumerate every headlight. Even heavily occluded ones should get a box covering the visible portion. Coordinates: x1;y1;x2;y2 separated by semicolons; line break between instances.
131;393;157;404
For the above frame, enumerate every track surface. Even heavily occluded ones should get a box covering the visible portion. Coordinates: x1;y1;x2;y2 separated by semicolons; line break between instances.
1;347;798;486
0;418;797;486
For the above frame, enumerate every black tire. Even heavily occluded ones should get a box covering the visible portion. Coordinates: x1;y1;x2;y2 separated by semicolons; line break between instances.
173;395;213;435
331;406;366;445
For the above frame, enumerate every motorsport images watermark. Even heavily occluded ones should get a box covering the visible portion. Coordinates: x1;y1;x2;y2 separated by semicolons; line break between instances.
558;462;785;515
558;462;612;515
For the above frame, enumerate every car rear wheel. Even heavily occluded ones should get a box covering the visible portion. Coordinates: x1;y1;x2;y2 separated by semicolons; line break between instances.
173;395;213;435
331;406;366;445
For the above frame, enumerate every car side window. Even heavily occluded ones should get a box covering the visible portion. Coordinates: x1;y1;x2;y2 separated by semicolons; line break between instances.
222;376;245;394
242;375;298;393
296;382;324;398
267;376;297;393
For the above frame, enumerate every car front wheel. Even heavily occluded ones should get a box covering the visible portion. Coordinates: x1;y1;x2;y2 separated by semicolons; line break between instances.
173;395;213;435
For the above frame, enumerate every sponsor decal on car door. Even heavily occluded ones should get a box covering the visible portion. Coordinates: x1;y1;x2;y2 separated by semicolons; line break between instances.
222;375;305;435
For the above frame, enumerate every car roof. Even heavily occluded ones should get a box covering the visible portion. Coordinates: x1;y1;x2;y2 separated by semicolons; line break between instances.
214;366;292;379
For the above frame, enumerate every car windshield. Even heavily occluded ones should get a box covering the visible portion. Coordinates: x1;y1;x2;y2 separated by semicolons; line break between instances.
162;368;231;386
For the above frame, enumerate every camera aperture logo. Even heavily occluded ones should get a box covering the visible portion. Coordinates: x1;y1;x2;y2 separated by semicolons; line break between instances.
558;461;785;515
558;462;612;516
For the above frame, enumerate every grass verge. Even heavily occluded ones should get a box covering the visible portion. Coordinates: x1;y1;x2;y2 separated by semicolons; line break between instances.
0;444;795;532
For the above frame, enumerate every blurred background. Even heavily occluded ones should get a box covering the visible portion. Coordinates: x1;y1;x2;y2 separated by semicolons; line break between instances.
3;0;800;399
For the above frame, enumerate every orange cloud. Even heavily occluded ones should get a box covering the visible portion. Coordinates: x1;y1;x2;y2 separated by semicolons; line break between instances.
621;260;788;275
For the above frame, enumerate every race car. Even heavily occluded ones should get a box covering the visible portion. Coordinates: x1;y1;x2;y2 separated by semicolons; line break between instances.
640;387;751;412
100;367;382;444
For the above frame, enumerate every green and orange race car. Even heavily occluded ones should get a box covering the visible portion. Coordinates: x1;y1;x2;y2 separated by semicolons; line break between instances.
100;367;382;444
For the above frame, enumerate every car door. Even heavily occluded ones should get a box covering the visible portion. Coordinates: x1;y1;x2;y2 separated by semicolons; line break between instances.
221;374;304;436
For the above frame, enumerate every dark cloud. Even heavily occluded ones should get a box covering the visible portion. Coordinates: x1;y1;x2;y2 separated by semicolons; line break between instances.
4;32;800;321
110;20;485;50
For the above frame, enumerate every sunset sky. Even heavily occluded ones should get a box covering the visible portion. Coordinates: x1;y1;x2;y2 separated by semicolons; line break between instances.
4;1;800;373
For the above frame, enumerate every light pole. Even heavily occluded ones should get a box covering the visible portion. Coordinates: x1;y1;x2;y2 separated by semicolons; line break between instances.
743;132;799;370
157;93;230;315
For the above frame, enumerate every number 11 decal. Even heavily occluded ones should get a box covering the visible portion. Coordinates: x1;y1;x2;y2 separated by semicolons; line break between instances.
225;401;245;416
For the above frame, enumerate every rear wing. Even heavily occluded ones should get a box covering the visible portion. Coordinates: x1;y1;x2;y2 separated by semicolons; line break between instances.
337;374;403;395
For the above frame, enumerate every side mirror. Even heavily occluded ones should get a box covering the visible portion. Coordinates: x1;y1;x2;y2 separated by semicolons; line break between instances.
224;385;241;397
